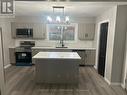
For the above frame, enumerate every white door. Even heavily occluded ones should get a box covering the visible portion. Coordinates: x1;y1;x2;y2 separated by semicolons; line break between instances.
0;28;6;95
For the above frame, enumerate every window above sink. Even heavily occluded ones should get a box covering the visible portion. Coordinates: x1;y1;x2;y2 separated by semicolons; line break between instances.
47;23;78;41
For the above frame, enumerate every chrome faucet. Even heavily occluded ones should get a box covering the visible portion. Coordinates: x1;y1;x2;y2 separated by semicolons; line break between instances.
60;37;64;47
59;26;65;47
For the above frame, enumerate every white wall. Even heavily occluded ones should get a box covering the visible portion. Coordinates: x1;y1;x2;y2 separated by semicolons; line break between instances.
0;18;15;66
95;5;127;85
111;5;127;83
0;28;6;95
115;5;127;88
95;6;117;83
121;32;127;88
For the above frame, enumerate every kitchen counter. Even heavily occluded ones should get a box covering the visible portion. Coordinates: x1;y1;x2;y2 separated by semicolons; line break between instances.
33;52;81;59
32;45;96;66
32;45;96;50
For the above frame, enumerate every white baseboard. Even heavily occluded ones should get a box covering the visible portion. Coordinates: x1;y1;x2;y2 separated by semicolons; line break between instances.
94;65;97;70
4;64;11;69
121;83;125;89
104;77;111;85
104;77;122;86
110;82;121;86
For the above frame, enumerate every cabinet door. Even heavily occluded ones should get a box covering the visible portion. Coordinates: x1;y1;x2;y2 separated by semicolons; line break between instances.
85;50;96;65
9;48;16;65
72;50;86;66
78;23;85;40
11;22;16;38
33;23;46;39
77;51;86;65
78;23;95;40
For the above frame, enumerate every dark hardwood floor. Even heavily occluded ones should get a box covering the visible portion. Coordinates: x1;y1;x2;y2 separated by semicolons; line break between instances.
4;66;127;95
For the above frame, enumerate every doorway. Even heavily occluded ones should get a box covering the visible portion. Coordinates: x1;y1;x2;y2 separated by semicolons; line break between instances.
0;28;6;95
98;22;109;77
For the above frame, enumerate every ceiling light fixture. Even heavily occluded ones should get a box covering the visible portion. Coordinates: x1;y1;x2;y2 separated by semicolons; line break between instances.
47;16;52;22
47;6;70;24
56;16;61;22
65;16;69;23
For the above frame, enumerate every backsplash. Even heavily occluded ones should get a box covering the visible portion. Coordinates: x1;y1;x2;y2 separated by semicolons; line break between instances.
15;39;95;48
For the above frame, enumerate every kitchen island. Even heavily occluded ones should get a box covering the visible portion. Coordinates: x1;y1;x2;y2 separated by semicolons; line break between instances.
32;45;96;66
32;52;81;84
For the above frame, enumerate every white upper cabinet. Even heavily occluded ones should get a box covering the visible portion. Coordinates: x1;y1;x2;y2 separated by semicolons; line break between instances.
32;23;46;39
78;23;95;40
11;22;16;38
11;22;46;39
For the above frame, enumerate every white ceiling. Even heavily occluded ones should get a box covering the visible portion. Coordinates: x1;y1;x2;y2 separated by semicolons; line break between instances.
15;2;118;17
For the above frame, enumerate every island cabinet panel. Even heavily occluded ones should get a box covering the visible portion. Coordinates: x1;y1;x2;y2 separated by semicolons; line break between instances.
33;52;80;84
11;22;46;39
78;23;95;40
35;59;79;84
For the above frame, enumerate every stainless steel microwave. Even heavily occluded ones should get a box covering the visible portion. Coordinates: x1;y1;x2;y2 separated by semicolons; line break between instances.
16;28;33;38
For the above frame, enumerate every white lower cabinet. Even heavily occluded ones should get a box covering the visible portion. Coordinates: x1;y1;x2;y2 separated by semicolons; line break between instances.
9;48;16;65
85;50;96;66
72;50;95;66
72;50;86;66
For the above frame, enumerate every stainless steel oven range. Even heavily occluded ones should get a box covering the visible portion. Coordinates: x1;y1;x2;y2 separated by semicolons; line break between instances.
15;41;35;66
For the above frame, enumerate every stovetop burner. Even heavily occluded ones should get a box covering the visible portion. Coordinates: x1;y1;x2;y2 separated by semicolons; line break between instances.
15;47;32;52
15;41;35;52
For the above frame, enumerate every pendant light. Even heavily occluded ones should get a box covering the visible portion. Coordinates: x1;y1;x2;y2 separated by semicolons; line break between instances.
47;6;70;24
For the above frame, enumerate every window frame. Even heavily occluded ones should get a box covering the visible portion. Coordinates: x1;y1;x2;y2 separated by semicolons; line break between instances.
46;23;78;42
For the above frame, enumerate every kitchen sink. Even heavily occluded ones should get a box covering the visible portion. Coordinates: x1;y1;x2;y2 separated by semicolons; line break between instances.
55;46;68;48
36;46;53;47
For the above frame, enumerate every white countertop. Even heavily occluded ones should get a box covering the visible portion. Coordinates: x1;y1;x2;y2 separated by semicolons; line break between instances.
32;46;96;50
32;52;81;59
9;46;96;50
